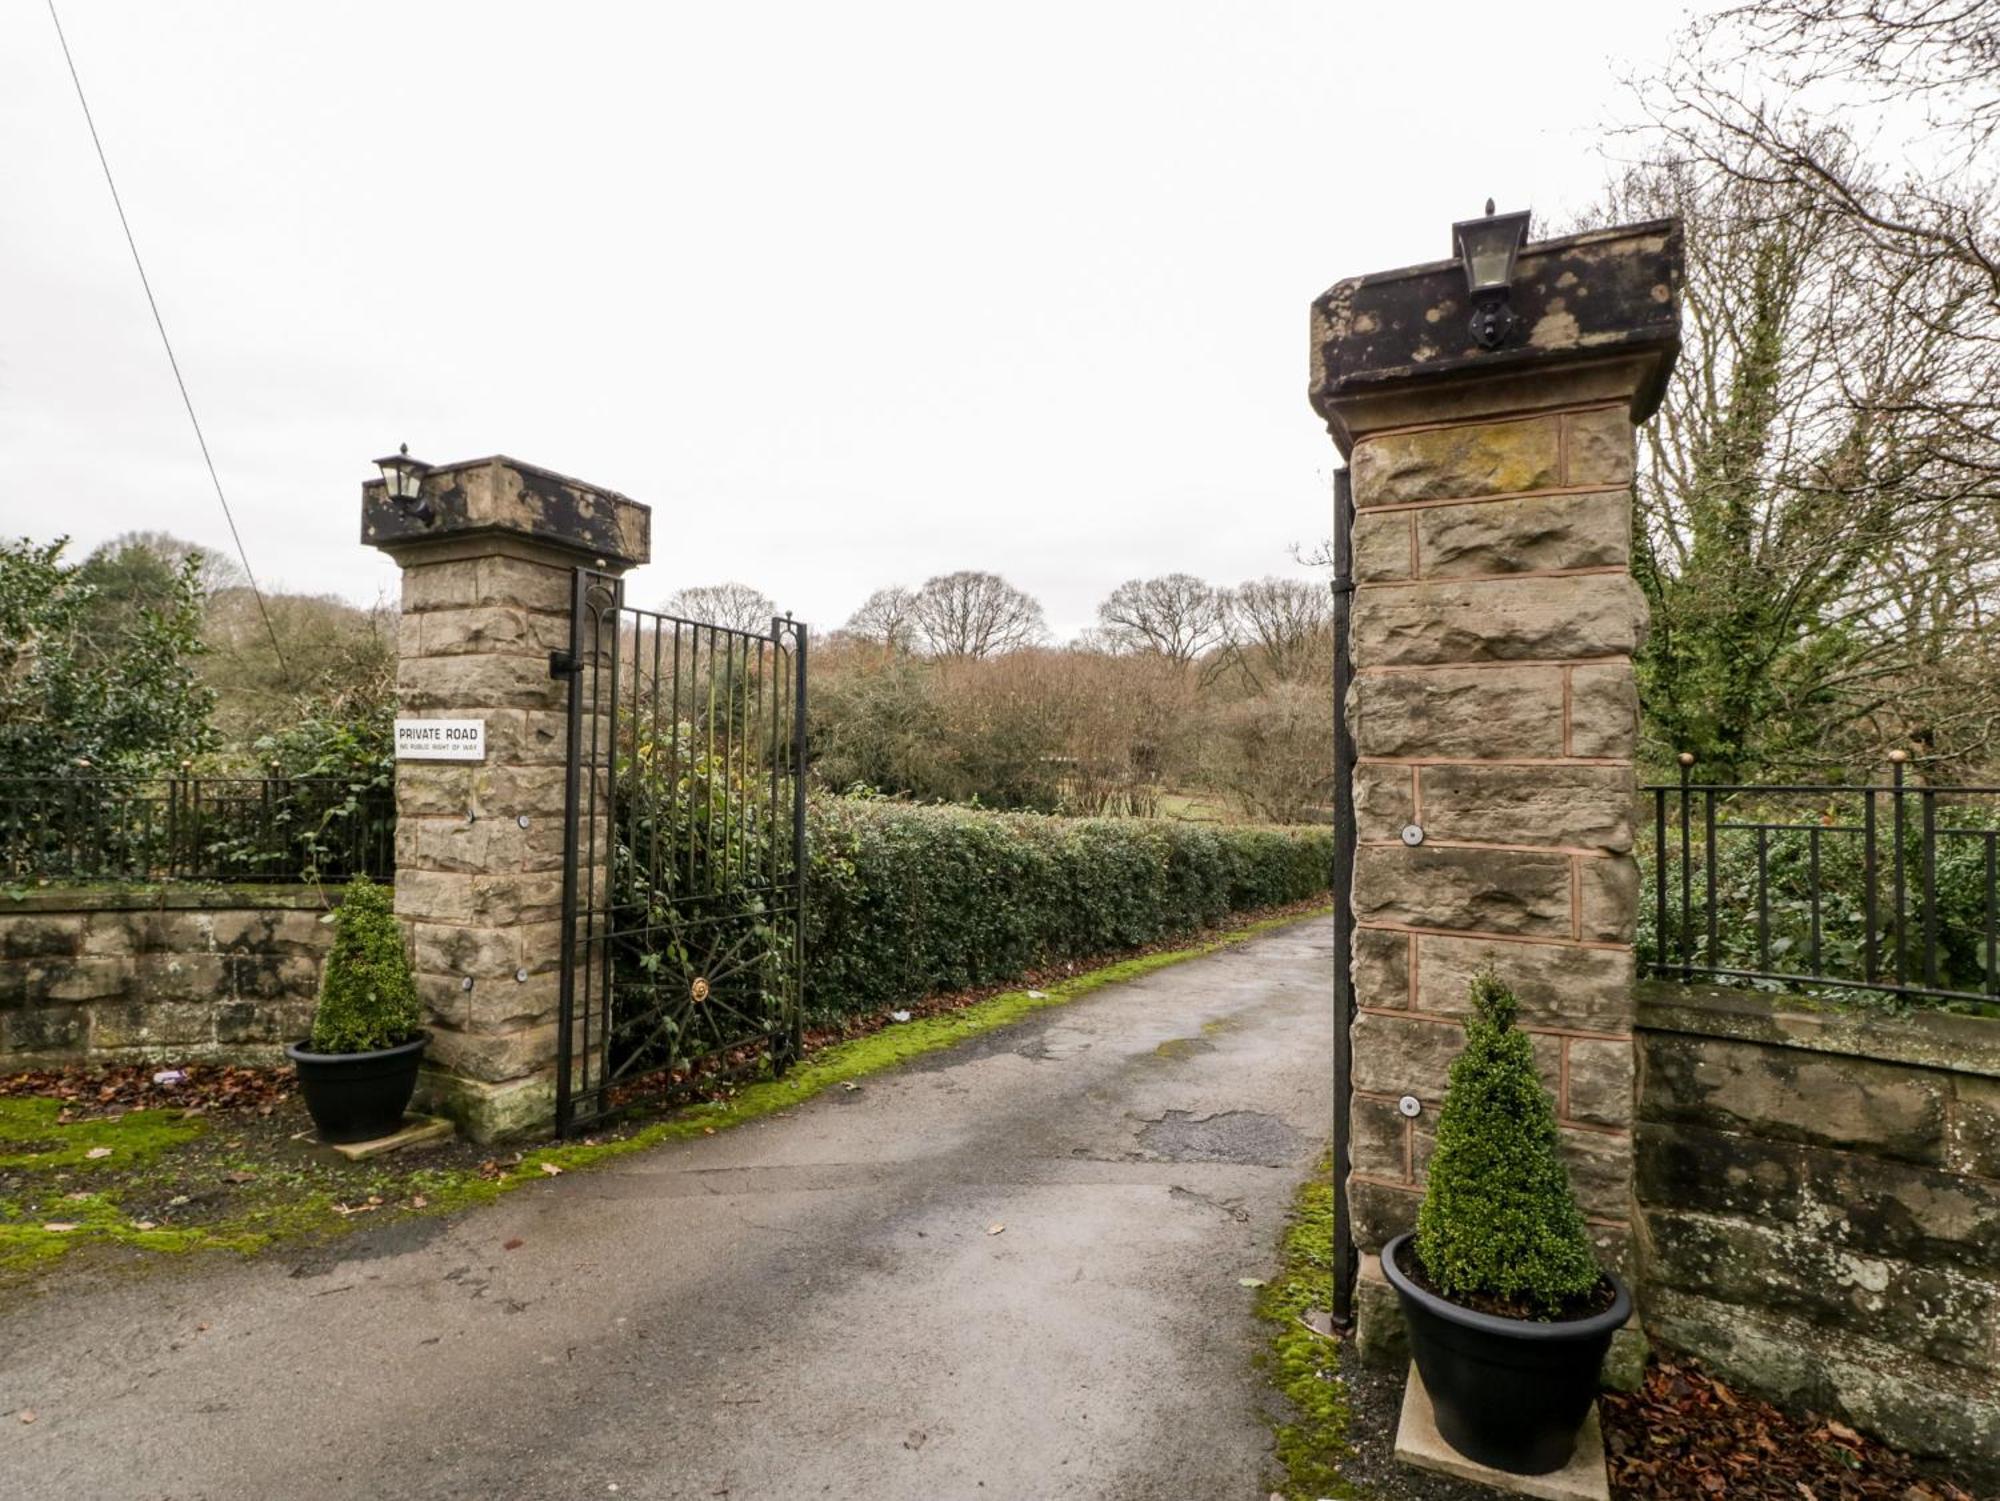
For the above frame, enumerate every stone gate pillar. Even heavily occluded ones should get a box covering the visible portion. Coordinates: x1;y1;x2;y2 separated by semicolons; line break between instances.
1310;217;1682;1370
362;455;649;1141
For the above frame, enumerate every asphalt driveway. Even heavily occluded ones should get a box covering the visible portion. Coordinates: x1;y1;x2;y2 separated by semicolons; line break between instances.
0;916;1334;1501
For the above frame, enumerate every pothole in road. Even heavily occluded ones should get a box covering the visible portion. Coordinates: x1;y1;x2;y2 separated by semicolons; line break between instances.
1136;1109;1303;1166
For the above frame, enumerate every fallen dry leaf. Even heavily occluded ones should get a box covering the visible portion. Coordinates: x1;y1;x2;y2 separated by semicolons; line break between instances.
986;1223;1005;1236
84;1147;112;1160
40;1223;79;1233
540;1162;563;1176
502;1238;525;1251
17;1411;34;1424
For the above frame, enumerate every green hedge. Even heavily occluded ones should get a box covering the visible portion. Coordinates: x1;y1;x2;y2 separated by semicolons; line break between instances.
803;797;1333;1021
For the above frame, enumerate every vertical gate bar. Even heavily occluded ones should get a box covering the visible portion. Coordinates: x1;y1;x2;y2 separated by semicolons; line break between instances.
767;627;782;900
599;579;624;1111
791;619;808;1063
650;618;664;980
556;568;588;1133
1893;757;1908;987
1703;788;1718;970
1985;831;1996;998
1677;761;1692;977
1864;783;1879;983
1756;825;1770;973
1922;789;1939;991
1328;465;1358;1334
1808;824;1823;977
722;629;737;892
1653;788;1667;979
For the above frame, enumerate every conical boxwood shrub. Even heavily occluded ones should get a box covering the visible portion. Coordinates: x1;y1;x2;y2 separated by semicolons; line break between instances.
1413;969;1599;1317
309;874;422;1054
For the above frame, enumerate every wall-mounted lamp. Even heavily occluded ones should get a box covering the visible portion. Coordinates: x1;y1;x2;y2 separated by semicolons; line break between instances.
375;443;434;525
1452;200;1532;351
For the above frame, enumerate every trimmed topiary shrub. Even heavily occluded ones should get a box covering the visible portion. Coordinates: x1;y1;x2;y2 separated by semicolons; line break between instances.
309;874;422;1053
1413;969;1599;1317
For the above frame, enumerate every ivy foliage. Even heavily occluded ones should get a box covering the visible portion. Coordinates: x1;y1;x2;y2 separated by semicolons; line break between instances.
309;875;422;1054
1414;970;1599;1316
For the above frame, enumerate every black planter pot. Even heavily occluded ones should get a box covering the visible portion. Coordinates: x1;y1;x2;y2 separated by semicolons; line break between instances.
286;1034;428;1144
1382;1231;1631;1476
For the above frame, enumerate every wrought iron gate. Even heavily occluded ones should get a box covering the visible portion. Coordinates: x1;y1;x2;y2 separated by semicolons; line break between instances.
553;568;807;1133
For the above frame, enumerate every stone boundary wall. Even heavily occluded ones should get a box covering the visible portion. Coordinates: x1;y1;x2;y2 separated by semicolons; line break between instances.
0;887;344;1063
1636;979;2000;1483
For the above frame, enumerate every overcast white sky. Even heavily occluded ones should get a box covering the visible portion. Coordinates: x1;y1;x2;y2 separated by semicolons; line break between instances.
2;1;1706;640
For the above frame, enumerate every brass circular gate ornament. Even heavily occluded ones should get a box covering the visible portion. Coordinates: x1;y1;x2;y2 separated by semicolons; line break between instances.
690;976;711;1004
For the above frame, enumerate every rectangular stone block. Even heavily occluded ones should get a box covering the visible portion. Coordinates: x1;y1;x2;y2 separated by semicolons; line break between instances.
1566;1036;1634;1128
1636;1120;1805;1225
1414;933;1633;1033
424;1018;560;1084
1351;1093;1411;1181
1;916;85;960
475;555;574;614
89;1000;218;1049
132;953;230;1003
1349;1175;1420;1250
1950;1075;2000;1179
1354;574;1645;668
226;953;319;1002
1352;926;1411;1010
417;606;557;658
1353;1010;1465;1098
1353;763;1415;843
479;709;578;767
1352;415;1562;506
1353;510;1413;582
398;653;565;712
1645;1210;1995;1371
417;970;562;1034
1564;408;1635;487
2;1007;87;1053
1414;491;1630;578
401;561;477;613
1578;856;1639;942
1354;845;1573;936
1568;664;1638;757
394;869;566;927
32;956;132;1003
1351;667;1566;759
78;918;138;958
1639;1032;1949;1165
1415;764;1633;852
396;814;568;876
411;921;520;980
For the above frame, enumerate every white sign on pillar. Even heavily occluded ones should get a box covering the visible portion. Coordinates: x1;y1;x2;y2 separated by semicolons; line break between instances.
393;718;487;762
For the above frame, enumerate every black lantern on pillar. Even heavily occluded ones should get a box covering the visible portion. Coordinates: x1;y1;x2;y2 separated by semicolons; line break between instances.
374;443;434;525
1452;200;1532;351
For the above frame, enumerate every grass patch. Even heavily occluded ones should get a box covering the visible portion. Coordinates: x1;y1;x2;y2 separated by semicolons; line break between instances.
1257;1153;1355;1500
0;904;1331;1289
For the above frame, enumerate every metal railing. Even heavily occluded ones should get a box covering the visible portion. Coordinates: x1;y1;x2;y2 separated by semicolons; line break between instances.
1643;756;1999;1010
0;776;395;885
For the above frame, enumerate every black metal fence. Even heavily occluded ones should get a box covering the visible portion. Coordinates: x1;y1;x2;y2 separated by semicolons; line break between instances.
1643;758;1999;1010
0;776;395;885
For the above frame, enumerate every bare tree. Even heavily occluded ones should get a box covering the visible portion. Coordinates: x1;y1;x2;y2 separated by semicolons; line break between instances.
662;582;780;634
1095;573;1234;666
92;531;244;595
909;571;1047;658
1232;576;1332;687
1646;0;2000;316
1583;149;2000;776
842;585;919;652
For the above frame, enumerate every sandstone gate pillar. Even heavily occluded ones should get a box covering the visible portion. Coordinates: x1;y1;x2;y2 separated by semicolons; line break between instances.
1310;217;1682;1371
363;456;649;1141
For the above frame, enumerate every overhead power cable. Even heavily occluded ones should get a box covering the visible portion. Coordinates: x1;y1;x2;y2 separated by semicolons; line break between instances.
45;0;291;683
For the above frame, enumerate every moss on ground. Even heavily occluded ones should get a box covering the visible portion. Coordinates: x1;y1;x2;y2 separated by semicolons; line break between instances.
1257;1154;1356;1500
0;905;1330;1291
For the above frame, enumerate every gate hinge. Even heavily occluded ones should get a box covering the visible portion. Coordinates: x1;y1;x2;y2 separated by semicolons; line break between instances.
548;649;579;680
